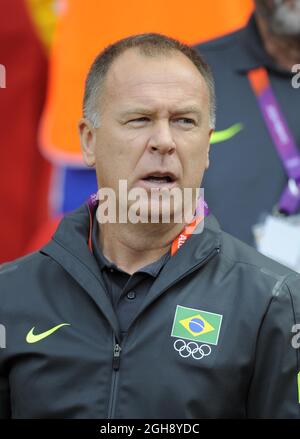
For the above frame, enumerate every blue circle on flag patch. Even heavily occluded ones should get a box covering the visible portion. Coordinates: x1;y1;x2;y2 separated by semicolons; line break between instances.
189;318;205;334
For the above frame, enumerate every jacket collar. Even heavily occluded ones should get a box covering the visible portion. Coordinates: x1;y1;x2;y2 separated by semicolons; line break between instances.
41;202;222;338
40;204;124;338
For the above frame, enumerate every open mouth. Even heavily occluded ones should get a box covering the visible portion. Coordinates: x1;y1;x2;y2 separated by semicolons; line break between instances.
142;175;174;184
137;171;178;190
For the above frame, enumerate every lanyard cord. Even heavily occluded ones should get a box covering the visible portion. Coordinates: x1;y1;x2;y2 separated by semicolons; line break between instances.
248;67;300;215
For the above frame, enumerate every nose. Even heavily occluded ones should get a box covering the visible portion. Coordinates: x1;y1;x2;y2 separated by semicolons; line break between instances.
147;120;176;155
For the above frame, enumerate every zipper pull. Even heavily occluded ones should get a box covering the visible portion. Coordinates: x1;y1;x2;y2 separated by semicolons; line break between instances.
112;343;122;371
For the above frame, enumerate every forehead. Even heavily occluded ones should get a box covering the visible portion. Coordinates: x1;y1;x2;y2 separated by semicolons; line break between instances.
101;48;209;109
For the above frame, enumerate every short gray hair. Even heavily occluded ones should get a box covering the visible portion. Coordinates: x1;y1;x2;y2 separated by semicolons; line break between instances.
83;33;216;129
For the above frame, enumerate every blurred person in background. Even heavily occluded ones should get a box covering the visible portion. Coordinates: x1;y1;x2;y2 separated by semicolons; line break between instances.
196;0;300;271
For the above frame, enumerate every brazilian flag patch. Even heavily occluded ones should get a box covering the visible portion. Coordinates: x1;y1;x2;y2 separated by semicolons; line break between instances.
171;305;223;345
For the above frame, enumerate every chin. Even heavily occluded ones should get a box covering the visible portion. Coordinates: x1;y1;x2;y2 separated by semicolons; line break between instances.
148;200;188;225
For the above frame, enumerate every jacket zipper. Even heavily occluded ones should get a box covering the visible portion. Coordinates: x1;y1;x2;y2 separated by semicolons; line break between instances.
107;334;122;419
106;246;220;418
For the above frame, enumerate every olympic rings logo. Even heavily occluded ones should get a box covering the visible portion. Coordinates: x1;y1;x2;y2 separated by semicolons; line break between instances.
173;339;212;360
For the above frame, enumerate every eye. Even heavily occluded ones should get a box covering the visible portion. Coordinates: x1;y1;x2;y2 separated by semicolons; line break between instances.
127;117;150;126
175;117;196;126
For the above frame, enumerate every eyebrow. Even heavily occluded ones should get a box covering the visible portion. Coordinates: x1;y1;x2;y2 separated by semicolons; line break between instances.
120;106;202;118
120;108;153;117
171;106;202;118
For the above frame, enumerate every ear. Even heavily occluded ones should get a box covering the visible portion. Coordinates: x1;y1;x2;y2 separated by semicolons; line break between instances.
78;117;96;167
205;128;214;170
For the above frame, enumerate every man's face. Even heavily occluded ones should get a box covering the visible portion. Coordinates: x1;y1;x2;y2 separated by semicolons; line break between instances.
80;48;212;221
255;0;300;36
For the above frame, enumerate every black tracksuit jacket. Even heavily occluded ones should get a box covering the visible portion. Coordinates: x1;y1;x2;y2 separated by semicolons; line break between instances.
0;203;299;418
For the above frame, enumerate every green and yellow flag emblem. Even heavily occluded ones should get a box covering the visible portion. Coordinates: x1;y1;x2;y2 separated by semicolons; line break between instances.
171;305;223;345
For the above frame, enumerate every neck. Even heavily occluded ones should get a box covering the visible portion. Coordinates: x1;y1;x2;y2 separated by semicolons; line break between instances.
255;13;300;71
98;221;186;275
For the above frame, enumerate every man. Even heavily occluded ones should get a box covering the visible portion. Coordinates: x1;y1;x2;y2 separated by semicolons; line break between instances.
196;0;300;249
0;34;299;419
